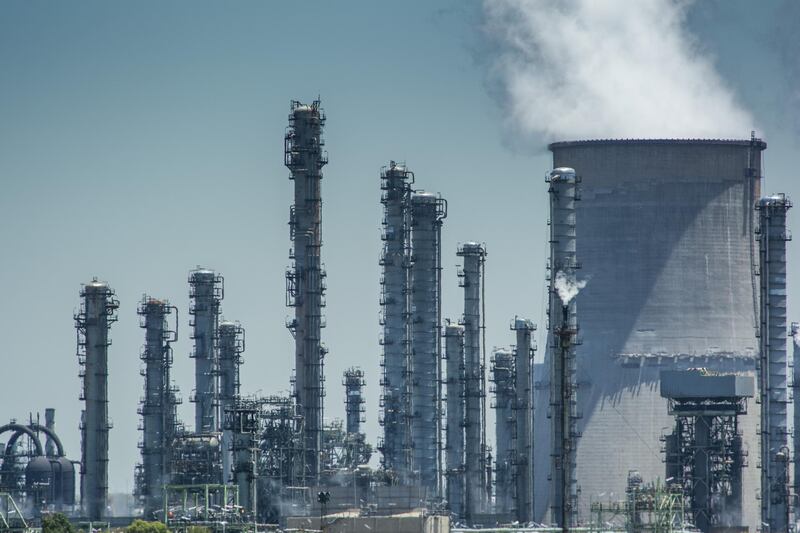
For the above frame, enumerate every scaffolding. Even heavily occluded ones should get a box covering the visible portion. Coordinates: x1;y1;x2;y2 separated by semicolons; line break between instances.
490;349;515;517
136;296;179;516
756;194;792;532
458;242;487;520
588;473;686;533
258;394;304;522
547;168;580;529
223;397;260;515
285;99;328;486
189;268;224;434
379;161;414;483
218;321;245;484
409;192;446;497
444;323;465;519
512;317;536;524
75;278;118;520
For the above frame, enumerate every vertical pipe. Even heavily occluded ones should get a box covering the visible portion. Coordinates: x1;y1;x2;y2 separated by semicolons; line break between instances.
491;349;515;516
44;409;56;458
219;321;244;484
444;323;465;518
285;100;327;484
757;194;791;532
379;162;413;481
138;297;177;516
458;242;487;518
76;279;118;520
547;168;579;529
410;192;445;496
189;268;223;434
512;318;535;524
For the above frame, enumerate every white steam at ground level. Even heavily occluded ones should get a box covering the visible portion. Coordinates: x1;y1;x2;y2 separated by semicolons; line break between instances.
483;0;757;142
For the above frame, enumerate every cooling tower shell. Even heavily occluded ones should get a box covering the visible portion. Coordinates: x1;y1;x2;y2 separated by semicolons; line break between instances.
536;139;765;530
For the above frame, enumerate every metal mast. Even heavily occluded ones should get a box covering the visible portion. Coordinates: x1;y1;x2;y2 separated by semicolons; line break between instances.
491;348;515;516
512;317;535;524
284;99;328;484
379;161;413;482
189;268;224;434
458;242;487;518
547;168;580;529
218;321;245;484
75;278;118;520
137;296;178;516
409;191;446;496
756;194;792;532
444;322;465;518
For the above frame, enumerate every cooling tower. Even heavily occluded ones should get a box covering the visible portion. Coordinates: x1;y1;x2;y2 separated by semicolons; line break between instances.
535;139;764;531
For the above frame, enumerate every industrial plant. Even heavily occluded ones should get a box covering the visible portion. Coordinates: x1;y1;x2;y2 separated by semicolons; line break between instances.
1;98;797;533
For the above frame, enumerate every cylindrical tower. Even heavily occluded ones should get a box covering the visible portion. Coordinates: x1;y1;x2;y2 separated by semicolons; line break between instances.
546;168;580;528
757;193;791;532
218;320;245;484
511;317;535;524
284;99;328;484
75;279;118;520
409;191;446;495
444;322;465;518
458;241;487;518
792;322;800;502
379;161;413;481
137;296;178;516
45;408;56;458
343;368;365;436
491;348;515;516
537;139;766;530
189;268;223;434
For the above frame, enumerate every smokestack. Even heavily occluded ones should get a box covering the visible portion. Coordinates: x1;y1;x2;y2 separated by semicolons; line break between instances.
75;278;118;520
491;348;515;516
285;99;328;484
757;193;792;532
218;321;245;484
511;317;535;523
189;268;223;434
379;161;413;482
444;322;465;517
44;408;56;458
458;242;487;518
409;192;446;496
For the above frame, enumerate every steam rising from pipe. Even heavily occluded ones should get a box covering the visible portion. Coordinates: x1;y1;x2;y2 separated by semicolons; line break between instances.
554;270;586;305
483;0;756;142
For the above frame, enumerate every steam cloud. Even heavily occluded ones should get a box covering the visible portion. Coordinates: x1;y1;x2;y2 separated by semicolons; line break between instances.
554;270;587;305
483;0;756;142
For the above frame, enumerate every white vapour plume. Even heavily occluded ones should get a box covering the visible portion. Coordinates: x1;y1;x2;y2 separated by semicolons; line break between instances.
483;0;756;141
554;270;587;305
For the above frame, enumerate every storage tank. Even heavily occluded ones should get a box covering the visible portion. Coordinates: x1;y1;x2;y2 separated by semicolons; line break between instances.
536;139;764;530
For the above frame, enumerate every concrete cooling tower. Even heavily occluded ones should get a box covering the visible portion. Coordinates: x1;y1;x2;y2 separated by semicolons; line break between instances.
534;139;765;530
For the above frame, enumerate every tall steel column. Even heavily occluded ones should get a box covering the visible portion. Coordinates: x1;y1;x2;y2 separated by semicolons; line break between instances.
344;368;365;436
75;279;118;520
189;268;223;434
284;99;328;484
757;194;791;532
512;317;535;524
458;242;487;518
379;161;413;481
409;192;446;495
137;297;178;516
444;323;465;517
793;322;800;503
218;321;244;484
547;168;579;528
491;348;515;516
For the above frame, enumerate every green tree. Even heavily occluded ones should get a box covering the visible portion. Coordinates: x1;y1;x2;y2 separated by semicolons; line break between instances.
125;519;168;533
42;513;75;533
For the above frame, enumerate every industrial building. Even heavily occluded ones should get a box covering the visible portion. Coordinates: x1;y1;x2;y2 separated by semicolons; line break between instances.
1;93;796;533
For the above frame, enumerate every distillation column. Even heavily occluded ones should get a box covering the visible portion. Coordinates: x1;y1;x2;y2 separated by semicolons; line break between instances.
757;194;792;532
285;100;328;484
76;279;118;520
379;162;413;481
444;323;465;517
344;368;365;436
458;242;487;518
491;349;515;516
138;297;178;516
409;192;446;495
793;322;800;503
512;318;535;524
189;268;223;434
219;321;245;484
547;168;580;528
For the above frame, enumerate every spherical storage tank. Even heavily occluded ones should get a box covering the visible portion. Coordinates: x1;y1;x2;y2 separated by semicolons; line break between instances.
534;139;765;531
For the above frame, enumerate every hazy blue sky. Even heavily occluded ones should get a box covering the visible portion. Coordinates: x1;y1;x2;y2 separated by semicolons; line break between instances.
1;1;797;493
